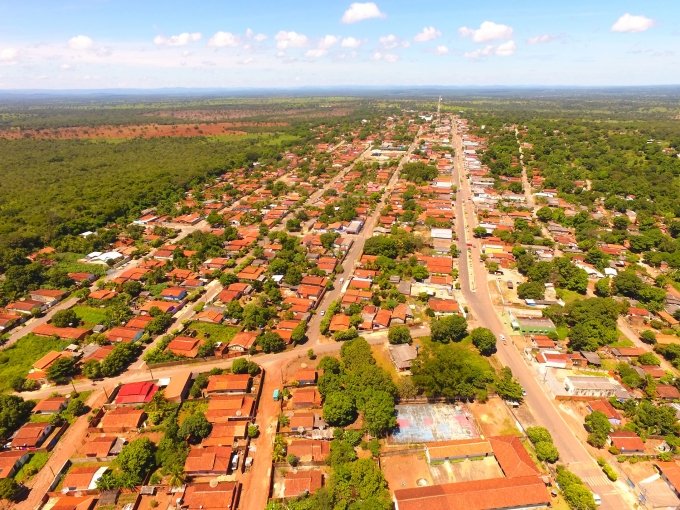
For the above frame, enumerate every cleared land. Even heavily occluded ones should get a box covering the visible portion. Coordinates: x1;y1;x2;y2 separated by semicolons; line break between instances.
0;122;254;140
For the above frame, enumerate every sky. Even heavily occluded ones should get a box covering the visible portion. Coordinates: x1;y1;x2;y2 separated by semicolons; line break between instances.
0;0;677;89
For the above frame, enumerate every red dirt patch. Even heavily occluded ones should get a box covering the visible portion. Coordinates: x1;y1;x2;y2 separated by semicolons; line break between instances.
0;122;254;140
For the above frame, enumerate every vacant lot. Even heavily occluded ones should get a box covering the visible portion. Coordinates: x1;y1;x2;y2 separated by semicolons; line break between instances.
469;397;522;437
186;321;239;344
0;334;68;392
381;451;433;491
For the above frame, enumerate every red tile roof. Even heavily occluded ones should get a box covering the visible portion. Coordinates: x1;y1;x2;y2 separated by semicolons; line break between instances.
114;381;158;404
394;475;549;510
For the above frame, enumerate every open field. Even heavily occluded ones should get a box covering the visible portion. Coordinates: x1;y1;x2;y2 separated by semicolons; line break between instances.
186;321;239;344
0;122;254;140
0;334;69;392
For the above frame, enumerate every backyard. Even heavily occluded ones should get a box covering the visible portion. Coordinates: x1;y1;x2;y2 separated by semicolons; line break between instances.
0;334;69;392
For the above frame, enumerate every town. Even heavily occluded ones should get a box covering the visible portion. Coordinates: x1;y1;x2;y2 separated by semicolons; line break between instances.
0;99;680;510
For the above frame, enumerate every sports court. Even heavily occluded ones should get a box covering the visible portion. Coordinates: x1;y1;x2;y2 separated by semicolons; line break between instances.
390;403;479;443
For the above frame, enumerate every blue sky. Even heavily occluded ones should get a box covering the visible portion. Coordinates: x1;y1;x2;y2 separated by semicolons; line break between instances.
0;0;677;89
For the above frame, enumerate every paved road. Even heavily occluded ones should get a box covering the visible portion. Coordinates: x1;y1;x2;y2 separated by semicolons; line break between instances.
452;119;631;509
3;297;81;350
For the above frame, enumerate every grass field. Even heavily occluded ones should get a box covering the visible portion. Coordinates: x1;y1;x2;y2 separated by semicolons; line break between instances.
0;334;69;393
72;304;108;326
14;451;50;483
187;321;239;344
55;252;107;276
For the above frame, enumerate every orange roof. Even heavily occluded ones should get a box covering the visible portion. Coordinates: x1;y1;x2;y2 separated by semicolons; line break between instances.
33;324;90;340
489;436;538;478
394;475;549;510
167;336;201;357
284;469;324;498
287;439;330;462
206;374;251;393
184;446;232;475
181;482;240;510
657;461;680;493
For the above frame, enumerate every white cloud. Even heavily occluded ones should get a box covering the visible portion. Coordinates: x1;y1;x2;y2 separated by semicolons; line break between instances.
372;51;398;63
0;48;18;63
153;32;201;47
341;36;362;49
341;2;385;24
60;63;73;70
305;35;339;58
611;13;655;33
464;45;494;59
275;31;309;50
459;21;513;42
245;28;267;42
527;34;554;45
414;26;441;43
435;45;449;55
319;35;339;50
379;34;409;49
464;40;516;59
68;35;94;50
495;40;516;56
208;31;240;48
305;49;327;58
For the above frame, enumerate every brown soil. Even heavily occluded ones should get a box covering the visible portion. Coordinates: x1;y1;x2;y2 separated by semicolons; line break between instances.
0;122;256;140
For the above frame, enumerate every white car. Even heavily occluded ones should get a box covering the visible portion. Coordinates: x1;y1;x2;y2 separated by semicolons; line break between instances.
500;334;506;343
320;310;325;316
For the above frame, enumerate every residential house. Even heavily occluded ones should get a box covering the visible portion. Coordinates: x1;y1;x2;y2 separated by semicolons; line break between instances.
114;381;158;405
99;408;146;433
11;422;53;449
184;446;233;477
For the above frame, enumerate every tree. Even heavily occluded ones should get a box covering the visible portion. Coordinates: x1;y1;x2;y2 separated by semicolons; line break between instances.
411;344;493;400
329;458;392;510
594;277;611;297
291;321;308;344
470;327;497;356
115;438;156;486
362;391;397;437
387;325;411;345
231;358;260;375
179;412;212;444
257;332;286;353
0;478;21;502
584;411;611;448
0;395;34;439
535;441;559;463
536;206;553;222
638;331;657;348
473;226;488;238
328;437;357;466
146;313;173;335
47;357;77;385
430;315;468;344
556;466;596;510
286;218;301;232
495;367;523;402
82;359;102;380
401;162;437;184
517;281;545;300
638;352;660;366
526;426;553;445
396;378;418;400
323;392;357;426
100;342;141;377
51;309;80;328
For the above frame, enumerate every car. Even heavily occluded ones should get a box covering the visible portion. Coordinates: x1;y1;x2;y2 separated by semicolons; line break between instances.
522;388;527;396
593;494;601;506
500;334;506;343
320;310;325;316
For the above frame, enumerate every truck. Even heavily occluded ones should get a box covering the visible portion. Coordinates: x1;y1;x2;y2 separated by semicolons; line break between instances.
273;388;281;401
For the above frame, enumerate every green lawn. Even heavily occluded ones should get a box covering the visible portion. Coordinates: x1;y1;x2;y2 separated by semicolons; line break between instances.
0;334;69;393
148;282;169;297
187;321;239;344
14;451;50;483
556;288;584;305
55;252;107;276
72;304;108;326
556;325;569;341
